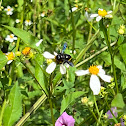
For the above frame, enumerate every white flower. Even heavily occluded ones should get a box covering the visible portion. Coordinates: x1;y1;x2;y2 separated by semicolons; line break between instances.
15;19;21;23
90;8;112;22
36;39;43;47
43;51;67;74
75;65;112;95
5;34;17;42
4;6;13;15
40;12;45;17
25;20;32;26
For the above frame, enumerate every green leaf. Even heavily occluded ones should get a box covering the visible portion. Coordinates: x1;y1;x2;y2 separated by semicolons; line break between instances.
3;25;41;52
0;50;7;70
3;81;22;126
119;43;126;65
60;91;85;114
111;93;125;108
68;66;76;83
35;55;48;96
99;52;125;71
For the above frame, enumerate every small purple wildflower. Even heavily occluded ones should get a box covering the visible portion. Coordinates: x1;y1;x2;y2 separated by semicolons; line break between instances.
106;107;117;119
55;112;75;126
106;107;125;126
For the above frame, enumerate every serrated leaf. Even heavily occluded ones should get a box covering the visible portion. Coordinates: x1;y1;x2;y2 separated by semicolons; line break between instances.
60;91;85;114
0;50;7;70
3;25;41;52
3;81;22;126
111;93;125;108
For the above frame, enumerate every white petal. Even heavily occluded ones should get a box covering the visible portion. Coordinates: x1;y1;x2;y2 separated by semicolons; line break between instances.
97;65;102;69
107;11;112;14
7;60;13;64
75;70;89;76
105;14;113;18
98;8;103;11
14;37;17;40
9;39;14;42
96;16;102;22
72;7;77;12
60;64;66;74
36;39;43;47
90;14;98;18
98;74;112;82
90;75;101;95
46;62;56;74
43;51;55;59
97;66;105;75
64;63;69;68
54;52;58;56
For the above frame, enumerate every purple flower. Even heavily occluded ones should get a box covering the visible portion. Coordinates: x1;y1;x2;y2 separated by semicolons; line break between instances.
106;107;117;119
106;107;125;126
55;112;75;126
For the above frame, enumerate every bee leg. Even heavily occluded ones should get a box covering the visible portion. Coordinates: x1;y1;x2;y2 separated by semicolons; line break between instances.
63;60;74;67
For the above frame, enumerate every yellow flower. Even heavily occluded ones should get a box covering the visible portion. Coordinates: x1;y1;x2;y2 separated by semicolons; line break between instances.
6;52;15;64
22;47;31;55
118;25;125;35
81;97;88;104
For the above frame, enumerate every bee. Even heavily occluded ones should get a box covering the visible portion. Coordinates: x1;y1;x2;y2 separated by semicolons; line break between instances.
55;43;74;67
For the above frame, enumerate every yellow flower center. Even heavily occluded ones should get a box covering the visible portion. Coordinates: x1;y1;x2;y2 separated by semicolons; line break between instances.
98;9;107;17
7;52;15;60
89;65;99;75
7;8;11;11
47;59;53;64
26;20;30;23
10;34;14;38
75;4;78;8
22;47;31;55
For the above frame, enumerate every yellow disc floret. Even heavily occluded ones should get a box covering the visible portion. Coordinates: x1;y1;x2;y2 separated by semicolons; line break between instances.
89;65;99;75
7;8;11;11
7;52;15;60
22;47;31;55
47;59;53;64
10;34;14;38
98;9;107;17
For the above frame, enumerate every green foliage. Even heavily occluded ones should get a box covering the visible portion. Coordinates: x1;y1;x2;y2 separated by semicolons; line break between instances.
3;25;41;52
111;93;125;108
0;51;7;70
3;81;22;126
60;91;85;114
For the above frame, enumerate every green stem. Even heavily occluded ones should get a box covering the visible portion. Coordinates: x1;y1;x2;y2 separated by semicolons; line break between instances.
8;61;15;86
16;94;47;126
105;97;118;124
0;99;6;126
68;0;76;53
49;99;55;126
94;96;99;116
100;19;118;94
88;107;98;122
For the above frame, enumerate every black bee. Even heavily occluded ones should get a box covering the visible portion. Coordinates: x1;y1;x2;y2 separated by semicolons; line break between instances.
55;43;74;66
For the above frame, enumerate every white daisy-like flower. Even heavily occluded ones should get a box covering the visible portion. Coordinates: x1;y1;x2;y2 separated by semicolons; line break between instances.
25;20;32;26
75;65;112;95
36;39;43;47
4;6;13;15
40;12;45;17
6;52;15;64
15;19;21;23
43;51;67;74
90;8;112;22
5;34;17;42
